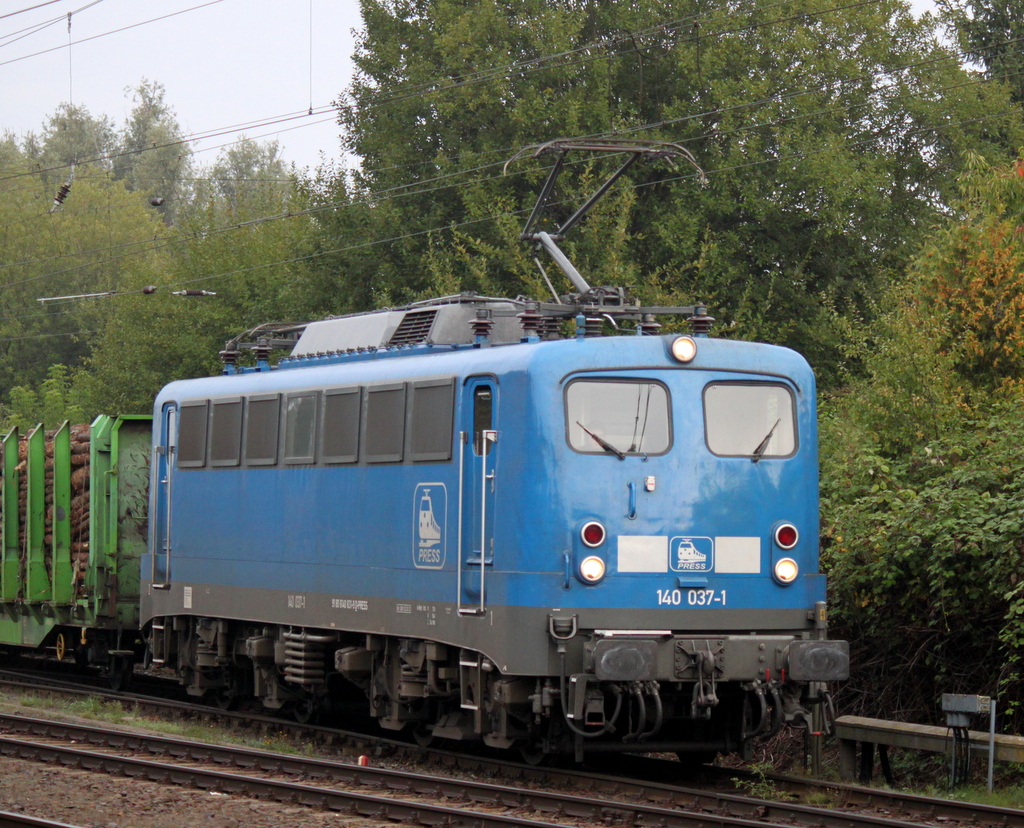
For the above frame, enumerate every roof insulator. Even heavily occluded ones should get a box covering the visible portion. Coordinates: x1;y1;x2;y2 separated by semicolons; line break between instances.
639;313;662;336
471;308;494;343
689;307;715;337
517;301;543;338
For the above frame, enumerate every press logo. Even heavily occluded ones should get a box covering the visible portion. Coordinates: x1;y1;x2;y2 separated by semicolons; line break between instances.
669;536;714;573
412;483;447;569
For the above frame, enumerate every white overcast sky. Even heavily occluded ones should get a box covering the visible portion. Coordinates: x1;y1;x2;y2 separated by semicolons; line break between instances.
1;0;938;174
0;0;362;172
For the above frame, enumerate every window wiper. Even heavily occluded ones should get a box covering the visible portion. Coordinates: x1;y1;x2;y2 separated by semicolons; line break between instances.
577;421;626;460
751;419;781;464
629;383;652;453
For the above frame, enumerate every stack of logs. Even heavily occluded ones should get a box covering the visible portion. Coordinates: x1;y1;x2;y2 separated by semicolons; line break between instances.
0;425;92;587
68;425;92;584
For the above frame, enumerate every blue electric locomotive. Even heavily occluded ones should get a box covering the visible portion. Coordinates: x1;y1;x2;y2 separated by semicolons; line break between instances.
140;142;848;761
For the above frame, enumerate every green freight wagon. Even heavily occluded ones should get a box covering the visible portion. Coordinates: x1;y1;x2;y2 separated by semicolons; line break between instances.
0;415;151;688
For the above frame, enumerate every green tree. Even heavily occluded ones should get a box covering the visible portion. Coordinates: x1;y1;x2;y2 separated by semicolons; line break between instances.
0;138;171;396
940;0;1024;105
22;103;115;186
0;100;320;420
77;138;313;413
821;152;1024;726
0;364;86;431
112;79;192;223
318;0;1022;384
196;137;293;214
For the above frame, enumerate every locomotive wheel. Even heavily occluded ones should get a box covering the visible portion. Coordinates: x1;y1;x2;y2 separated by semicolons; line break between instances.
55;633;66;662
210;669;250;711
109;655;134;692
518;741;548;766
291;698;319;724
412;725;435;747
212;688;241;710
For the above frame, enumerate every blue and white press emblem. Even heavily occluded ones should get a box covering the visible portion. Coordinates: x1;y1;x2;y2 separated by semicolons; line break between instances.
669;536;714;573
413;483;447;569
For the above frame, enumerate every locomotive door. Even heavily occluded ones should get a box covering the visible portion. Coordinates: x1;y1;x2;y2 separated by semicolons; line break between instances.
151;402;176;588
458;378;497;615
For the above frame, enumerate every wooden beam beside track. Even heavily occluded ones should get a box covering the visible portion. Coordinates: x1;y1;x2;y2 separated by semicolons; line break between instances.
835;715;1024;783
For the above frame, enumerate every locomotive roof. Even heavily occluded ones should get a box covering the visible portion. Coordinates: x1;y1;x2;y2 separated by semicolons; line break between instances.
290;295;527;354
217;292;709;365
156;323;815;407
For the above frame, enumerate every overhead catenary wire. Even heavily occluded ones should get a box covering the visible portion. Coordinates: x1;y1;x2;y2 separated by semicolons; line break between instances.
0;0;1020;309
0;0;68;22
4;8;1020;208
8;1;1015;358
0;0;226;68
150;106;1024;293
4;29;1022;287
0;80;1019;320
5;95;1017;336
0;0;104;49
5;43;1021;229
0;0;884;187
0;0;1001;209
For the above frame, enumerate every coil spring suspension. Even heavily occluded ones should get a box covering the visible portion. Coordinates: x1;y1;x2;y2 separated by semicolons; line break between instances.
282;630;336;687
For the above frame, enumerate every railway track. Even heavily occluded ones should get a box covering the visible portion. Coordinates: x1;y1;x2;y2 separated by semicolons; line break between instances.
0;814;83;828
0;669;1018;828
0;706;1019;828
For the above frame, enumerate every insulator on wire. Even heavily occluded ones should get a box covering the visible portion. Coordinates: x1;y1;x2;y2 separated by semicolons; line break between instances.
49;181;72;212
171;289;217;297
49;162;76;213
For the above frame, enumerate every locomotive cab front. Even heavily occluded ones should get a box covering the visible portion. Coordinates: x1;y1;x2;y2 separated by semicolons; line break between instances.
507;332;849;760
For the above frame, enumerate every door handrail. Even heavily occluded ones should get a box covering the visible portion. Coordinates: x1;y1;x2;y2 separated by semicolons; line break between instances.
151;407;175;589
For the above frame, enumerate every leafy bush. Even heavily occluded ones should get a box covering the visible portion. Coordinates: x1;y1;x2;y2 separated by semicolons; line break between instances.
821;153;1024;727
0;364;86;432
823;401;1024;722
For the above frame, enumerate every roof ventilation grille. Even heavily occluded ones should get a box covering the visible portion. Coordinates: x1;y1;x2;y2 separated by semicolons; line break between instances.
388;308;438;345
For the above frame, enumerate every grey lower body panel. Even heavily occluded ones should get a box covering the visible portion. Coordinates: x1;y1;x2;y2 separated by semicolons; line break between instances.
141;580;846;681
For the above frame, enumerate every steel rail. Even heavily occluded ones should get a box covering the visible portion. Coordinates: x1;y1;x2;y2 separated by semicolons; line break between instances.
0;732;577;828
1;672;1019;828
0;812;86;828
0;712;993;828
0;731;756;828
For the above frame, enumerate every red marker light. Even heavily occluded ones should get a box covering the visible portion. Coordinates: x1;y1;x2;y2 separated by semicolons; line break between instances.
581;521;606;548
774;523;799;549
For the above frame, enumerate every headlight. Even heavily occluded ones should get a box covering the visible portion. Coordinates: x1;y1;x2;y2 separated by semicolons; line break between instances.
774;557;799;585
670;336;697;363
579;555;606;583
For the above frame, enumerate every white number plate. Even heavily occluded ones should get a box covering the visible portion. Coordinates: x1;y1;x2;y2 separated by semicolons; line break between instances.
657;588;726;607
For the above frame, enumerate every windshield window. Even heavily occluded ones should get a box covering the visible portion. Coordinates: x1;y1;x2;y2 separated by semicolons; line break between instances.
566;380;671;457
704;382;796;458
